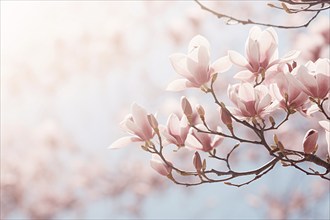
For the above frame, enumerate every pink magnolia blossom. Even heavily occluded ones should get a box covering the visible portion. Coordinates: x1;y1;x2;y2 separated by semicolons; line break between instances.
228;83;277;119
161;113;190;147
109;103;154;149
296;58;330;100
270;67;308;113
150;155;172;176
302;129;318;154
167;35;232;91
228;26;300;82
319;120;330;155
185;125;224;152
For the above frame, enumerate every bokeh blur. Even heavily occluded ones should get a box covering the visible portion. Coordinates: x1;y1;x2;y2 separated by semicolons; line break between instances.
1;1;329;219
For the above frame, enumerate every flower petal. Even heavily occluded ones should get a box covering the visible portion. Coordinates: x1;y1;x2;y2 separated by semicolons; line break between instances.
210;55;232;74
234;70;254;81
166;79;191;91
228;50;249;67
185;133;203;150
108;136;142;149
188;35;210;53
169;53;195;81
278;50;301;63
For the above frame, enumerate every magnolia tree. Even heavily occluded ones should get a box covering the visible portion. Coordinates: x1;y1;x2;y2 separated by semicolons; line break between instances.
110;26;330;187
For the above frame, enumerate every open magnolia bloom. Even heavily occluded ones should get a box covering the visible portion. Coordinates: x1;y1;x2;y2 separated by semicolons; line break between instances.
228;26;300;82
228;83;278;119
161;113;190;147
109;103;154;149
185;125;224;152
319;120;330;156
270;67;308;114
167;35;232;91
296;58;330;100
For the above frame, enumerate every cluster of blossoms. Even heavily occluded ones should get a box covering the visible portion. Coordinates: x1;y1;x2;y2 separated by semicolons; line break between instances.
110;26;329;184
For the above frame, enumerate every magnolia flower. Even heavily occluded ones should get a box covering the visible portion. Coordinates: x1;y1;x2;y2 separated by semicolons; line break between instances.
296;58;330;100
150;154;172;176
109;103;154;149
302;129;318;154
161;113;190;147
228;26;300;82
167;35;232;91
319;120;330;155
270;68;308;113
228;83;277;119
185;125;224;152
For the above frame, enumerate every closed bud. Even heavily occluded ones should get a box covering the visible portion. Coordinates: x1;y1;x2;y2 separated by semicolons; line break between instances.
181;96;193;117
303;129;318;154
196;105;205;120
193;152;202;172
278;141;285;152
273;134;279;146
220;106;232;125
269;116;275;127
202;159;207;171
147;114;159;133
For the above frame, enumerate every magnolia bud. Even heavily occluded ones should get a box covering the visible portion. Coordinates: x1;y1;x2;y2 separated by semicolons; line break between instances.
196;105;205;121
269;116;275;127
220;107;232;125
150;155;172;176
220;106;233;133
181;96;192;116
193;151;202;172
202;159;207;171
273;134;279;146
181;96;193;123
303;129;318;154
147;114;159;134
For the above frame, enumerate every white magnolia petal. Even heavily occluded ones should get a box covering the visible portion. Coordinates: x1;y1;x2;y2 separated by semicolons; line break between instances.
108;136;142;149
257;94;272;111
234;70;254;82
247;38;260;66
279;50;301;63
296;66;318;96
131;103;152;139
197;45;210;69
185;133;203;150
210;56;232;74
307;104;319;116
166;79;191;91
228;50;249;67
188;35;210;53
319;120;330;132
167;114;181;136
169;53;194;80
315;58;330;76
239;83;255;102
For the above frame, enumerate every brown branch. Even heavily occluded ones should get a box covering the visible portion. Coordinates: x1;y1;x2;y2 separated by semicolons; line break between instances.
194;0;326;29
